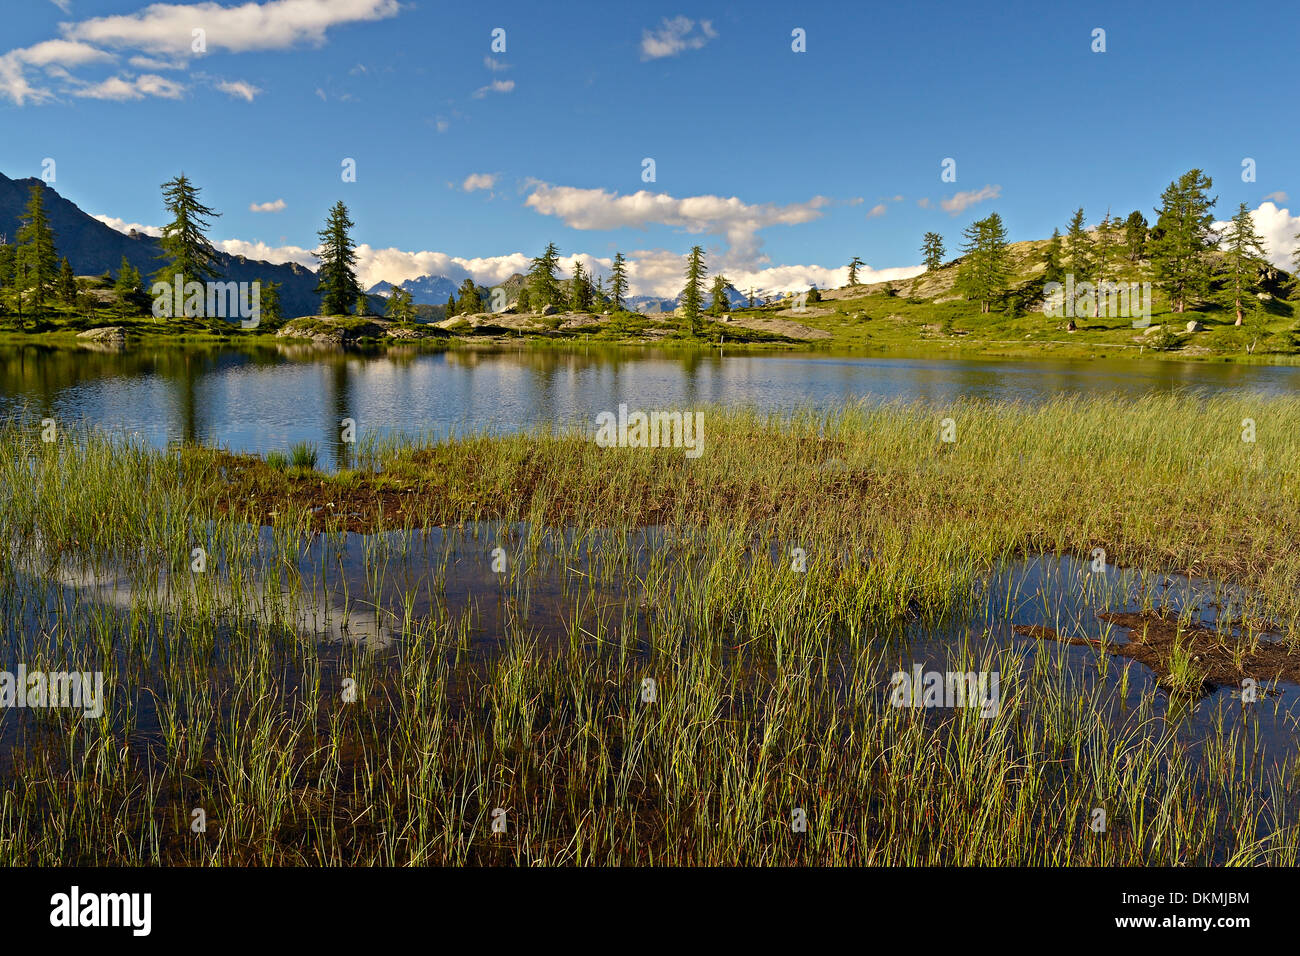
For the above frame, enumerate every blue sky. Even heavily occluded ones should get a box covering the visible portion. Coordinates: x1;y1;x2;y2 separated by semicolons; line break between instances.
2;0;1297;295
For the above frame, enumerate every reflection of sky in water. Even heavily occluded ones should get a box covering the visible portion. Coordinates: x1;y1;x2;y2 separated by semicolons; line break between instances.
4;345;1300;466
8;525;1296;766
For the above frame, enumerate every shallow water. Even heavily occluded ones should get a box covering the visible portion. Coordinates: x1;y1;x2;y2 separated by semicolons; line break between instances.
4;344;1300;466
4;523;1295;764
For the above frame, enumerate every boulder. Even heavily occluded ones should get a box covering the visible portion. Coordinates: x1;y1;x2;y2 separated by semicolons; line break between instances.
76;326;127;348
1185;320;1202;332
385;326;425;340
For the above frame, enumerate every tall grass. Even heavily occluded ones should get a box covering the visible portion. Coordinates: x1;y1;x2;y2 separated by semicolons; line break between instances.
0;393;1296;865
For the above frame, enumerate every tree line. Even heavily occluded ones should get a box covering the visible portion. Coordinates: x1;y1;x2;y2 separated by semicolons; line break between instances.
0;176;285;326
894;169;1279;325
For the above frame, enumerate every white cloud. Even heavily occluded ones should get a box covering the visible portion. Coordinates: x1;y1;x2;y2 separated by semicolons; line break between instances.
865;203;887;219
249;198;286;213
940;184;1001;215
640;16;717;60
1264;191;1288;204
0;39;114;103
524;183;831;264
461;173;496;192
93;214;162;237
49;0;73;13
63;0;402;55
216;78;261;101
93;211;926;299
484;56;509;72
472;78;514;97
215;238;317;269
129;54;187;70
725;261;923;300
14;39;112;68
349;247;534;291
1214;202;1300;270
434;117;449;133
595;247;924;299
3;0;402;104
73;72;185;100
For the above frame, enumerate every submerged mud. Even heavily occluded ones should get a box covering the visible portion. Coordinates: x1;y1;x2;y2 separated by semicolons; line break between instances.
1014;610;1297;696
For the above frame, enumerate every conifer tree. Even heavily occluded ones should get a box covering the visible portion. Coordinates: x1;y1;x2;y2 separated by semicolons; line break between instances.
153;174;221;299
112;256;144;318
1150;169;1217;313
445;294;456;318
569;260;593;312
708;274;731;315
956;213;1010;314
0;239;14;314
1065;207;1093;280
609;252;628;312
848;256;864;285
1124;210;1148;262
455;277;483;314
1092;210;1117;319
921;233;945;271
57;258;77;306
528;242;563;310
17;183;58;316
260;280;282;326
385;286;415;322
679;245;707;334
1220;202;1268;326
1041;228;1065;285
315;201;362;316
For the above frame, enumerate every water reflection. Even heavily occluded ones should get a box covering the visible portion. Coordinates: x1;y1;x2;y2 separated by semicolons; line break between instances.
3;343;1300;461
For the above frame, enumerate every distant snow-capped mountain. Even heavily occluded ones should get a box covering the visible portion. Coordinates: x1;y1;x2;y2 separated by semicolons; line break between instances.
626;283;754;314
371;275;774;313
368;274;459;304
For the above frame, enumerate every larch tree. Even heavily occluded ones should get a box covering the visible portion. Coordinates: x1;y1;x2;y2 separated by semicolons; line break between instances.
1065;207;1093;280
455;277;483;314
315;200;362;316
1150;169;1217;314
1124;210;1148;263
708;274;731;315
609;252;628;312
528;242;563;310
57;257;77;306
153;174;221;309
113;256;144;317
17;183;58;316
569;260;593;312
1219;202;1268;326
679;245;707;334
1041;228;1065;285
955;213;1010;314
1092;210;1117;319
921;233;945;272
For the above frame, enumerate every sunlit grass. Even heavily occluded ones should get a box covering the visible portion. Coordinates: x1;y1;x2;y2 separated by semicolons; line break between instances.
0;393;1297;865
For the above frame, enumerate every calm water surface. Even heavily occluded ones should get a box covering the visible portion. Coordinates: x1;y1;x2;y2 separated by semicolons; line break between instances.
3;343;1299;465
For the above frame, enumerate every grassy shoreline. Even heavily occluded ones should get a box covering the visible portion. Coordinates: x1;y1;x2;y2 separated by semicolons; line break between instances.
2;396;1298;865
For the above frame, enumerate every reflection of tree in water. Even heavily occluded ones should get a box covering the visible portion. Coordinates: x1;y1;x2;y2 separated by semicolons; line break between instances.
325;354;355;470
